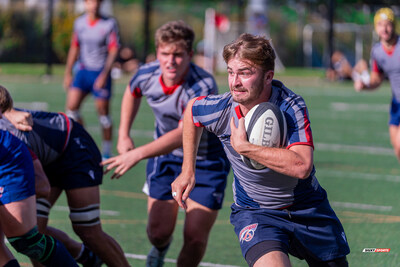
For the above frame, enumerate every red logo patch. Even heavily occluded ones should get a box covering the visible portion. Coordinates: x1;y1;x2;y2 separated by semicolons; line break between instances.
239;223;258;243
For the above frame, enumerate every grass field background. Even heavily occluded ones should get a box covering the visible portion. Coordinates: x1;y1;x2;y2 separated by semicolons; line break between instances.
1;64;399;266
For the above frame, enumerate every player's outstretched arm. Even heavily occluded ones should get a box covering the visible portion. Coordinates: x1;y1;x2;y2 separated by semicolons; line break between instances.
171;98;203;209
63;45;79;91
3;108;33;131
354;71;384;91
117;85;141;154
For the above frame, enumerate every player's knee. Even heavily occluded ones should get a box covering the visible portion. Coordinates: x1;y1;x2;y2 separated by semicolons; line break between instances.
99;115;112;129
65;109;82;122
69;204;101;228
7;226;56;265
37;198;51;219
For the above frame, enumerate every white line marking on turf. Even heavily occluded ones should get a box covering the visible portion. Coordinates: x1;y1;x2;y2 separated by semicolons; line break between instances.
316;142;394;156
331;202;392;212
53;205;120;216
124;253;242;267
318;169;400;183
331;102;388;112
14;101;49;111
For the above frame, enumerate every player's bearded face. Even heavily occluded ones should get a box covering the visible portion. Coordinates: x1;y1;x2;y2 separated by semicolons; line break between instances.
157;43;192;87
228;57;268;106
375;20;395;42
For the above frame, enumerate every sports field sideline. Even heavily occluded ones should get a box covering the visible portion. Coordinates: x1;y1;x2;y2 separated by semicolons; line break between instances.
1;64;399;266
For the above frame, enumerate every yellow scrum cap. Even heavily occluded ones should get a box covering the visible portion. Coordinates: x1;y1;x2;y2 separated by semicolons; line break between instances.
374;7;395;26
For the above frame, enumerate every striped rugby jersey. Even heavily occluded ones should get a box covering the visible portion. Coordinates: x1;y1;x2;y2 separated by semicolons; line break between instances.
72;13;120;71
129;61;225;160
371;36;400;101
0;110;72;166
191;80;326;209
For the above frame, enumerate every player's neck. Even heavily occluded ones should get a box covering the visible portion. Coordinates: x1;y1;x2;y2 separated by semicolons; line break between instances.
381;34;398;50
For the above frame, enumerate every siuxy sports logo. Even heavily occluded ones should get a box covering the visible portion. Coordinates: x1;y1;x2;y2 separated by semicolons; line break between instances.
239;223;258;243
0;186;4;198
362;248;391;253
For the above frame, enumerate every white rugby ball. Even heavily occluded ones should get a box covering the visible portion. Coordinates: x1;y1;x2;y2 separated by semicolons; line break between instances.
241;102;287;169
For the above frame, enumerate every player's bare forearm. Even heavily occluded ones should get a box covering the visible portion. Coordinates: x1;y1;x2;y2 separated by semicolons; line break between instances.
117;86;141;153
230;117;313;179
102;48;118;75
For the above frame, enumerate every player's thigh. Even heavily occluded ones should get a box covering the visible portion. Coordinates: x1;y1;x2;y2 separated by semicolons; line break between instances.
147;197;179;233
254;251;291;267
184;198;218;237
66;88;88;110
65;186;100;208
0;195;37;237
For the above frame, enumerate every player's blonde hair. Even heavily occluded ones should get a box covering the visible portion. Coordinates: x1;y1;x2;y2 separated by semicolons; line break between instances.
155;20;194;52
374;7;396;27
0;85;13;113
223;33;275;72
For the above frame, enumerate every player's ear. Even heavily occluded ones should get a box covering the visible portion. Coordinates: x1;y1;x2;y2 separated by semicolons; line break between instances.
264;70;274;84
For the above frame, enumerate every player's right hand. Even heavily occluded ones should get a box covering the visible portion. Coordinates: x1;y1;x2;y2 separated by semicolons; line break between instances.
171;171;196;210
117;135;135;154
63;73;73;91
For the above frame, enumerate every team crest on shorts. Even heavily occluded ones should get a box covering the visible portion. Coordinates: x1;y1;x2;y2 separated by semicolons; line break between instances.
239;223;258;243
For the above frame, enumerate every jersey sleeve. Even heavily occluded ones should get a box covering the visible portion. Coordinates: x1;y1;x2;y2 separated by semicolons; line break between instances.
371;45;384;74
128;72;143;98
107;18;120;51
285;100;314;150
191;93;231;136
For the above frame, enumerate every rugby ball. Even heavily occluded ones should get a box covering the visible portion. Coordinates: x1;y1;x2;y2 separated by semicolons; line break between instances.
241;102;287;169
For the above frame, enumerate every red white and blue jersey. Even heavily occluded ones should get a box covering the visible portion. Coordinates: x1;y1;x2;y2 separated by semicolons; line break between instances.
72;13;120;71
0;110;72;166
192;80;326;209
129;61;225;159
371;36;400;102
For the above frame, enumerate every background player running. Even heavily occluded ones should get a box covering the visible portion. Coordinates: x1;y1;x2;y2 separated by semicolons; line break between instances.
63;0;120;159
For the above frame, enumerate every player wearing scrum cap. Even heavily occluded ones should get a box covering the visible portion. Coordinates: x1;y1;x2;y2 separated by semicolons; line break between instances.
172;33;350;267
353;7;400;161
0;85;129;267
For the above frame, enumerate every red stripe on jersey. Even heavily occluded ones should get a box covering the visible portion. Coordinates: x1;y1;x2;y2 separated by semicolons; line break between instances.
159;76;183;95
59;112;72;152
235;105;244;119
28;148;38;160
131;87;142;98
71;33;79;47
372;60;382;74
108;32;119;51
299;107;314;149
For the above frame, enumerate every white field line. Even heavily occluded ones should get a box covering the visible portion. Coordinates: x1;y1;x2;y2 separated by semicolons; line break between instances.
331;102;389;112
124;253;242;267
317;169;400;183
53;205;120;216
315;142;394;156
14;101;49;111
331;202;392;212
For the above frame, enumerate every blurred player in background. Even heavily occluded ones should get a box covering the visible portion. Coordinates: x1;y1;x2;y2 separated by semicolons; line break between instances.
326;50;369;82
353;7;400;161
0;110;78;266
172;33;350;267
0;85;129;267
63;0;120;159
102;20;230;267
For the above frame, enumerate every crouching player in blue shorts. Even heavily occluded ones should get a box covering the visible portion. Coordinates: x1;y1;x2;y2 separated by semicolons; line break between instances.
0;110;78;266
102;20;230;267
172;34;350;267
0;85;129;267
